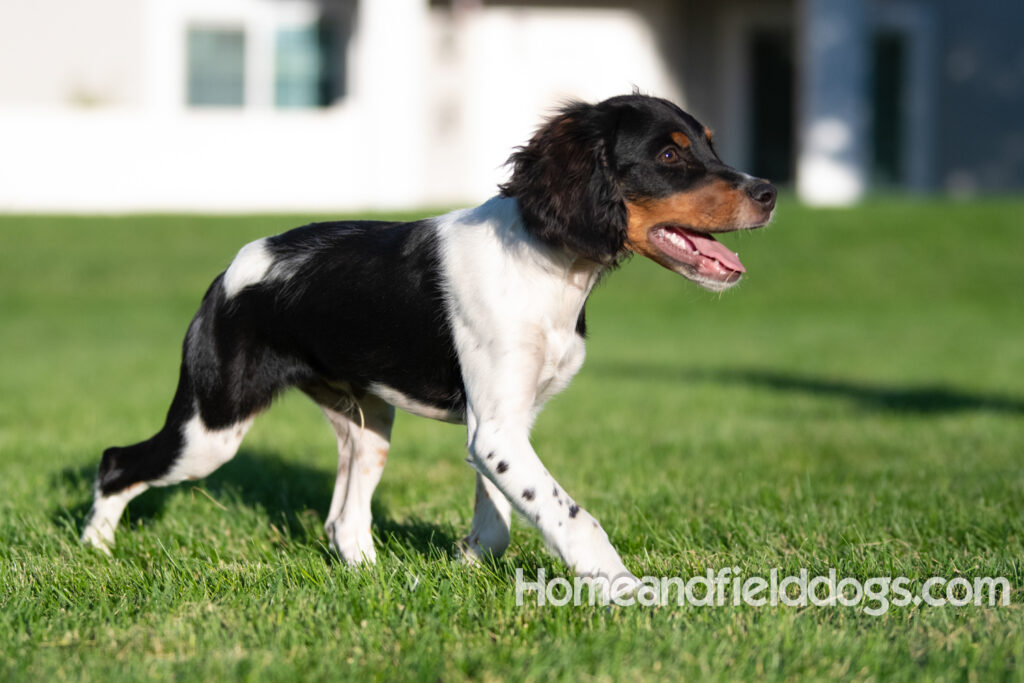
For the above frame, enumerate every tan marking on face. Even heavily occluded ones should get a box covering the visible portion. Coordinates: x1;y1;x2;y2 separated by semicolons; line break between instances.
670;132;691;149
703;126;714;142
624;179;755;265
626;179;745;239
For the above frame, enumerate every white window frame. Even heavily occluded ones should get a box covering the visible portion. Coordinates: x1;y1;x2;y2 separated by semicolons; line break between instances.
143;0;331;112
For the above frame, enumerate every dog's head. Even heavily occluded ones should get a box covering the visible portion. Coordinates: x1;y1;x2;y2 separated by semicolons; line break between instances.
501;94;776;291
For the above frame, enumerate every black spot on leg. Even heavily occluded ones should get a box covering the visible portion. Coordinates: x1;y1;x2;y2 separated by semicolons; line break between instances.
497;461;509;474
568;504;580;519
486;451;495;460
552;486;559;498
522;488;535;501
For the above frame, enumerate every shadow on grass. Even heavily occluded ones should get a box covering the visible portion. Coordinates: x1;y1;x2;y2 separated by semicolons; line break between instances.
52;448;456;559
589;362;1024;415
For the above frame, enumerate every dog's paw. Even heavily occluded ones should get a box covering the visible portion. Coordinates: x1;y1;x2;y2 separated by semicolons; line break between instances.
457;528;510;565
456;537;501;565
456;536;483;565
325;521;377;566
563;512;633;576
80;523;114;556
608;572;644;601
570;571;644;603
335;537;378;566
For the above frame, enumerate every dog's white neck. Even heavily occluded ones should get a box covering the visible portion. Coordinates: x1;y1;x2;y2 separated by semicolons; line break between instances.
435;196;601;425
438;195;603;330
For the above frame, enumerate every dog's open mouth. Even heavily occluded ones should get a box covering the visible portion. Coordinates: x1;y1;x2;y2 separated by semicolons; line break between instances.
648;225;746;291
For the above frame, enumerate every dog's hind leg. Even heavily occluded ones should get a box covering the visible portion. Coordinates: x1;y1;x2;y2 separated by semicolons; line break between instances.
82;279;292;552
80;336;258;552
320;394;394;565
81;354;202;552
458;472;512;563
81;405;254;552
320;403;356;555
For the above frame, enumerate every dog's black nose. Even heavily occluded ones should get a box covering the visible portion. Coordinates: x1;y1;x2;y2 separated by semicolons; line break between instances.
746;182;777;211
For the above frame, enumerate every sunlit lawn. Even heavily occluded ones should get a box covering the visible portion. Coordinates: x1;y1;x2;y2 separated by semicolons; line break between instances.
1;198;1023;680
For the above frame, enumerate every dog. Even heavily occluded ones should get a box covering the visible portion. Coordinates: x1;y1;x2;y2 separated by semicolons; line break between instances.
82;94;775;595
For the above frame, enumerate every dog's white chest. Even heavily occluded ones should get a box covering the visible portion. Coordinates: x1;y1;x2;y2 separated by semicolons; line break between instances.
535;327;586;407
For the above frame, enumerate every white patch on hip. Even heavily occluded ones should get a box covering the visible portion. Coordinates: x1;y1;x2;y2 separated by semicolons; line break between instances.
154;413;253;485
223;238;274;299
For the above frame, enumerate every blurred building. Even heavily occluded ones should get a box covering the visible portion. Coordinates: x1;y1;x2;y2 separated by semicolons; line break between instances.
0;0;1020;212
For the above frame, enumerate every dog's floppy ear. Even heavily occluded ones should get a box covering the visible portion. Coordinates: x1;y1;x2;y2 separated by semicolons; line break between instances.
500;102;626;263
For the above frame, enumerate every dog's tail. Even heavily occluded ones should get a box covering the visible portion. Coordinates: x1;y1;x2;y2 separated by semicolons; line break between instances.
84;268;317;549
95;278;226;496
95;271;316;496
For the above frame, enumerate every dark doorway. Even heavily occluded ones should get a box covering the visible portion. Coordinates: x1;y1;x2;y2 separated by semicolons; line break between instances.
748;29;795;184
871;31;906;186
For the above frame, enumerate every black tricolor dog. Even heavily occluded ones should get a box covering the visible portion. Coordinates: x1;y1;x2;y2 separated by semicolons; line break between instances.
83;94;775;596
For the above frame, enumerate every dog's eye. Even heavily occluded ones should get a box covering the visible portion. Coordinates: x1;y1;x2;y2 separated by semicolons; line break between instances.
659;147;681;164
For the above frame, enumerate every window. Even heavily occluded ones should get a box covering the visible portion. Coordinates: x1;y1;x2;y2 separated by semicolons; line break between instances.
186;27;246;107
275;23;340;108
183;11;347;110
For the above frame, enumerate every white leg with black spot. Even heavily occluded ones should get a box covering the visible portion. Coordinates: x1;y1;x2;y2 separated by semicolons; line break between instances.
467;414;640;599
154;415;253;486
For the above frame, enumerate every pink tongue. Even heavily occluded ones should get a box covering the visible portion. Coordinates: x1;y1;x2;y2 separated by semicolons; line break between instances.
682;229;745;273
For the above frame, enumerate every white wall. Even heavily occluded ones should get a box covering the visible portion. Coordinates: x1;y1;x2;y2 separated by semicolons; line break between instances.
0;0;682;213
0;109;371;213
424;5;681;204
0;0;144;107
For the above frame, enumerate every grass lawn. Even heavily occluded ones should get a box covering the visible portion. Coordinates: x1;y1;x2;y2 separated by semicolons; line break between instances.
1;198;1023;681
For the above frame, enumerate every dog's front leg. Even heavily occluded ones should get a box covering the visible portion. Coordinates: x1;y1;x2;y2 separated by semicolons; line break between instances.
459;471;512;562
463;404;640;598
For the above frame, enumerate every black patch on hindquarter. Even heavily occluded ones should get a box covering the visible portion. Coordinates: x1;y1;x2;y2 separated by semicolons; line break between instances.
97;219;465;496
255;219;467;416
96;361;193;494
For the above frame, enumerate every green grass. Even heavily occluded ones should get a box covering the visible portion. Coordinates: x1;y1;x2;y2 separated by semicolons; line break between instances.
1;198;1023;681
